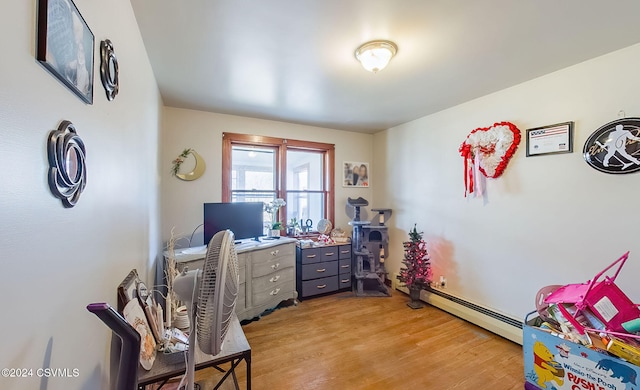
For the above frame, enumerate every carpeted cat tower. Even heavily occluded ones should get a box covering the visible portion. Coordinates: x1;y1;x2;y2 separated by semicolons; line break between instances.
347;197;391;297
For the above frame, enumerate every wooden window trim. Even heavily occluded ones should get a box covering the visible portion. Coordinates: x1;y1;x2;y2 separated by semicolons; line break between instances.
222;132;335;225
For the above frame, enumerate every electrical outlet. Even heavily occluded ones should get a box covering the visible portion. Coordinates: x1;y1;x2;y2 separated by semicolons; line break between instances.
439;275;446;289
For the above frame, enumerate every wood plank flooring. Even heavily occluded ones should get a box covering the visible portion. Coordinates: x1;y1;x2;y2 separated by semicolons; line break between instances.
194;291;525;389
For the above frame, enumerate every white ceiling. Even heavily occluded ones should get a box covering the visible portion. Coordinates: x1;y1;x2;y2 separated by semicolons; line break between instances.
130;0;640;133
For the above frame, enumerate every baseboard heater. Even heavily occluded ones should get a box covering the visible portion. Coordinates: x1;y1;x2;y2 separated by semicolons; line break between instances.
396;285;524;345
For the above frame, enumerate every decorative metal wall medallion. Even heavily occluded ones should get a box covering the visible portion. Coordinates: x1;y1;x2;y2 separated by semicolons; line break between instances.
47;120;87;207
100;39;119;101
583;118;640;174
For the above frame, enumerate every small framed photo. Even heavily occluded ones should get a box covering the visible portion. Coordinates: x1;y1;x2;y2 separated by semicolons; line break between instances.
343;161;370;187
526;121;574;157
37;0;94;104
117;269;140;312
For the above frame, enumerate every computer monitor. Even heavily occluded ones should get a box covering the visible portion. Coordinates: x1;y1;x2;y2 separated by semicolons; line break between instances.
203;202;264;244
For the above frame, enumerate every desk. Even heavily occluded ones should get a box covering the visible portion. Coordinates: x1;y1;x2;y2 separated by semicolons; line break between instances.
168;238;297;321
137;316;251;389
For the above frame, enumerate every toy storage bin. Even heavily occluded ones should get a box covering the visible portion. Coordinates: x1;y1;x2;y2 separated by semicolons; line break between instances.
523;311;640;390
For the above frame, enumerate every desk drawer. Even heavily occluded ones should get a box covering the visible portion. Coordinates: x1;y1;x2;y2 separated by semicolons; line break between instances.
319;247;339;262
338;258;351;274
252;253;295;278
301;260;338;280
300;246;339;264
338;274;351;289
299;247;322;264
302;276;338;297
338;245;351;259
259;243;295;259
252;268;294;295
252;275;295;307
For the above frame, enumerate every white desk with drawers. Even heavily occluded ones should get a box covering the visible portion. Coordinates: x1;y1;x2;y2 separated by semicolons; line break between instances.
169;237;297;321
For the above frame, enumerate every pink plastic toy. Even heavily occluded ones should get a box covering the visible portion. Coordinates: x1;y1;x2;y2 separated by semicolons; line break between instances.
544;251;640;334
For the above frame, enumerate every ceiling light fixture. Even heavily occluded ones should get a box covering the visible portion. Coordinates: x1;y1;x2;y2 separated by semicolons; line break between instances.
355;40;398;73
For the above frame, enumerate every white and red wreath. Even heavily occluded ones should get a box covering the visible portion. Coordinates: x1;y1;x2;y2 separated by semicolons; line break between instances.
459;121;521;197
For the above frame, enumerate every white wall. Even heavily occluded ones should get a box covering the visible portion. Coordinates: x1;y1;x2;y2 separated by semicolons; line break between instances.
0;1;161;389
374;43;640;319
161;108;373;245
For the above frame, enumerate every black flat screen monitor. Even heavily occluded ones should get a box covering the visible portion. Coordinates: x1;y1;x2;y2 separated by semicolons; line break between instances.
203;202;264;244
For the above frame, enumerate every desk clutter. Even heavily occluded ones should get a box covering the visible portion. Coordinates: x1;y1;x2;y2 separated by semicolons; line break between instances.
115;268;194;370
89;230;251;390
524;251;640;390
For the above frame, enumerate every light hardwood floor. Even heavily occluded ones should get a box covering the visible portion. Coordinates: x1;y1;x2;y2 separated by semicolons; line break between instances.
195;291;525;389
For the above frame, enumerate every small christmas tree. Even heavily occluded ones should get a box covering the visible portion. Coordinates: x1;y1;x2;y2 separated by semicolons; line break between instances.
397;224;432;292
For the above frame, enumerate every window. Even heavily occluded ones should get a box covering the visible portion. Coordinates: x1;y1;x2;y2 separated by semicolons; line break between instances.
230;145;276;204
286;150;325;227
222;133;334;232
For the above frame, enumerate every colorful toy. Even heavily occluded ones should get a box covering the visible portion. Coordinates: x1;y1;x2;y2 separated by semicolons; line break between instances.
544;251;640;335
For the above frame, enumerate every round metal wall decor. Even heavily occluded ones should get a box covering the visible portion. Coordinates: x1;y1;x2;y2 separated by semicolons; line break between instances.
174;150;206;181
583;117;640;174
100;39;119;101
47;120;87;207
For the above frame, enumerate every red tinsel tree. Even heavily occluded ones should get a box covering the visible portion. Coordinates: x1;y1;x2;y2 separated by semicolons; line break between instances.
397;224;432;290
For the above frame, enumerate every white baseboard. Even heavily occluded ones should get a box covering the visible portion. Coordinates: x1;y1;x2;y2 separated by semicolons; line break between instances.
395;283;523;345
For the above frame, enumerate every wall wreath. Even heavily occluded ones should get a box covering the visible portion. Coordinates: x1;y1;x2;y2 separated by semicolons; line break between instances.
459;121;521;197
172;148;206;181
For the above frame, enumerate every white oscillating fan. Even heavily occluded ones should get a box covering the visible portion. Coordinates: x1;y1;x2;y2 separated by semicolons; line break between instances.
173;229;240;390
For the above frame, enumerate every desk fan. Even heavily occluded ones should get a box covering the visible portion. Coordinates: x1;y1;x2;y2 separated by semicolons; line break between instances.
173;229;240;390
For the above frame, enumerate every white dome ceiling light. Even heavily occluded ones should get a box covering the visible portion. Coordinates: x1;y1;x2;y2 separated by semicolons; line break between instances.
355;40;398;73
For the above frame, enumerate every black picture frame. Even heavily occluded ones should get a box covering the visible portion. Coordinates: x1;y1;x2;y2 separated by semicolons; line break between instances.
117;269;141;312
526;121;574;157
37;0;94;104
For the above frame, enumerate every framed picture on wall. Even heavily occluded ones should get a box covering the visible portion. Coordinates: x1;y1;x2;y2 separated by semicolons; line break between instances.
526;121;574;157
36;0;95;104
343;161;370;187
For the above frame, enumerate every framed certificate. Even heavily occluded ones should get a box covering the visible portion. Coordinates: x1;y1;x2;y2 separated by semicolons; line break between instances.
526;122;574;157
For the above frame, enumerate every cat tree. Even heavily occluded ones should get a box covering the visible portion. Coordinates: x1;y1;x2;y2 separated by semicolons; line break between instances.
347;197;391;297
